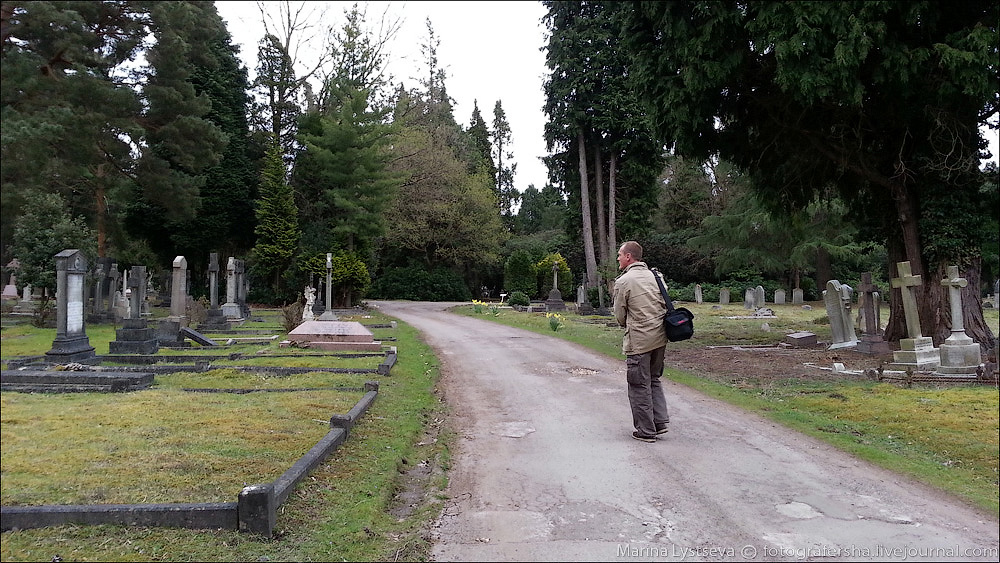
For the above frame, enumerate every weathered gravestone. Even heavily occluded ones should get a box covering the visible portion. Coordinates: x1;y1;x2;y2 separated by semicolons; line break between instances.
934;265;982;376
45;250;96;363
743;288;755;310
12;283;33;314
754;285;766;308
199;252;231;331
109;265;159;354
2;258;19;299
694;284;703;304
576;284;594;315
824;280;858;350
792;288;804;305
222;256;242;319
545;263;566;312
855;272;890;355
719;288;730;305
889;261;940;370
88;257;113;323
774;289;786;305
169;256;188;326
236;258;251;319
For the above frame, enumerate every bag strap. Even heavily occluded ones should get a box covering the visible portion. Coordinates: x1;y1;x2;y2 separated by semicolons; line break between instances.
651;268;676;313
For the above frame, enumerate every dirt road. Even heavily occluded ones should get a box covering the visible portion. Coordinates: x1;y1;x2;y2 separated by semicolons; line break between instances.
373;301;999;562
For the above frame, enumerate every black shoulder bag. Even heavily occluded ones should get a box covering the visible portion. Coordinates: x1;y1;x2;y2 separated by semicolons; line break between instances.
652;268;694;342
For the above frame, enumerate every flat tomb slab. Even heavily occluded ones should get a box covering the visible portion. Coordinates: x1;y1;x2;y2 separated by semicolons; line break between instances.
286;321;376;343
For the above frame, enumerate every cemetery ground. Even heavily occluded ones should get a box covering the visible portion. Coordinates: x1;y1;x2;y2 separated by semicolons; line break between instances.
0;300;997;561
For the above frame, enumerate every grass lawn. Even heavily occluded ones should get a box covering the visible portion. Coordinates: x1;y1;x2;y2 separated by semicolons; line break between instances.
1;308;448;562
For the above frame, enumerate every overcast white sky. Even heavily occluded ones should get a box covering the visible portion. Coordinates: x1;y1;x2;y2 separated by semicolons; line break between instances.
215;0;552;192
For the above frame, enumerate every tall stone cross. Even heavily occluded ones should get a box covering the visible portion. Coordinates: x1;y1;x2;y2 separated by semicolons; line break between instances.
552;263;559;290
941;265;968;334
890;261;923;339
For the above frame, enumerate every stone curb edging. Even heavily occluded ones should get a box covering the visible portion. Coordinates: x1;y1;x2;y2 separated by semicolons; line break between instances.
0;381;380;538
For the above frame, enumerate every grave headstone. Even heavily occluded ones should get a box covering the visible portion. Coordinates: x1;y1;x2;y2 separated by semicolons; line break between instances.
109;265;159;354
222;256;242;319
88;257;113;322
576;284;593;315
319;253;339;320
169;256;188;325
824;280;858;349
934;265;981;376
199;252;231;331
774;289;786;305
743;288;755;310
719;288;730;305
694;284;703;304
236;258;251;318
12;283;34;314
2;258;20;299
45;250;95;363
545;263;566;312
855;272;890;354
754;285;766;308
889;261;939;370
792;287;804;305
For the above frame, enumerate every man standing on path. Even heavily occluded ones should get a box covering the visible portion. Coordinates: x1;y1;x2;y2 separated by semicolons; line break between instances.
613;240;670;442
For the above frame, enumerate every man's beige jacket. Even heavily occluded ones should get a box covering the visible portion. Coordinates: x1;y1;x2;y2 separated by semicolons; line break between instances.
613;261;668;355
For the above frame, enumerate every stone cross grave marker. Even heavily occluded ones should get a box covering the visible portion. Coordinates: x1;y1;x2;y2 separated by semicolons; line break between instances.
545;263;566;311
935;265;981;376
890;261;923;339
45;249;95;363
889;261;939;370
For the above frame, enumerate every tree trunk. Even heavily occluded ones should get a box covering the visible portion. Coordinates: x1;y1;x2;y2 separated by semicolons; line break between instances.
594;143;607;269
607;152;618;268
814;247;832;290
577;129;598;288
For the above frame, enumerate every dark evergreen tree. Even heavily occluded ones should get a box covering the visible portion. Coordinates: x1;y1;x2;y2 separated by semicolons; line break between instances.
251;141;300;301
624;1;998;347
492;100;518;228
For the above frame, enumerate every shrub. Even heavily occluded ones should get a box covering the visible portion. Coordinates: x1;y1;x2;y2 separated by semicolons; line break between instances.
370;266;471;301
508;290;530;307
504;250;536;296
